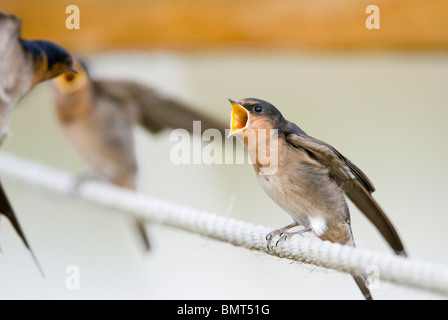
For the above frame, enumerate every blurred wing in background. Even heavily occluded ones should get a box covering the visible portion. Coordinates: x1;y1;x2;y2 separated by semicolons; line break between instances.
53;59;225;252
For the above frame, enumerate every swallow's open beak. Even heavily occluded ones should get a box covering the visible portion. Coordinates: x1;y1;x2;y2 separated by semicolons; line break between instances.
62;61;82;82
228;98;249;137
63;69;77;82
53;61;86;93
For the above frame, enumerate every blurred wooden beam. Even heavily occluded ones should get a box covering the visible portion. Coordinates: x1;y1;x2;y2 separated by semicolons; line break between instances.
2;0;448;52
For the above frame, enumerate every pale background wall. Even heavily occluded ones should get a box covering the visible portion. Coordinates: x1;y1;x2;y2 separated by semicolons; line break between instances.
0;1;447;300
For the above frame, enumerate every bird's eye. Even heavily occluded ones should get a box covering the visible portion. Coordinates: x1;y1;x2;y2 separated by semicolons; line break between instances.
254;105;263;113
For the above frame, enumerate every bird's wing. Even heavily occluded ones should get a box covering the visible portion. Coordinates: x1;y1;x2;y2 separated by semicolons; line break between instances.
94;79;227;135
0;12;44;274
286;132;407;256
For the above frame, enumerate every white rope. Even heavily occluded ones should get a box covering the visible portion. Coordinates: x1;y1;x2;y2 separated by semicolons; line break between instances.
0;151;447;296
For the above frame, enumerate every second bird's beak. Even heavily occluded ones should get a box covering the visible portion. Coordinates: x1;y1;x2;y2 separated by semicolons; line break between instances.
228;99;249;137
68;66;78;74
53;61;86;93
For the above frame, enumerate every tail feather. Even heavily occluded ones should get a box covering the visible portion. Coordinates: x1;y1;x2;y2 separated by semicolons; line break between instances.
353;275;373;300
346;180;407;257
0;179;30;249
0;179;44;276
133;217;151;252
320;222;373;300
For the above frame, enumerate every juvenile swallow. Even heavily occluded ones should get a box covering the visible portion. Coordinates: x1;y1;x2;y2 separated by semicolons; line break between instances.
0;11;75;273
53;60;226;251
228;98;407;300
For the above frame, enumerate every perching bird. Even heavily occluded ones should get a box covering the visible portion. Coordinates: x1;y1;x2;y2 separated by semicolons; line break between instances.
0;11;75;273
228;98;407;300
53;59;227;251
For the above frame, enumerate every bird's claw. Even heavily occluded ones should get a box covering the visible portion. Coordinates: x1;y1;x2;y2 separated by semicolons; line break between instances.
266;230;296;250
266;225;313;250
266;229;285;250
265;222;301;250
275;232;294;247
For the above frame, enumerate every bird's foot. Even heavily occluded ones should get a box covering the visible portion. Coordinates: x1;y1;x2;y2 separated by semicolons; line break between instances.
274;226;313;247
266;222;300;250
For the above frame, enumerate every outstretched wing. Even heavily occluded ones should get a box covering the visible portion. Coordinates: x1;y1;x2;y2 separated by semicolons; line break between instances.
93;79;227;135
286;132;407;256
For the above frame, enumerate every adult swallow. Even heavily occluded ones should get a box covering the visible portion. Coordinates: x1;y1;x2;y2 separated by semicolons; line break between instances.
0;11;75;274
228;97;407;300
53;59;227;251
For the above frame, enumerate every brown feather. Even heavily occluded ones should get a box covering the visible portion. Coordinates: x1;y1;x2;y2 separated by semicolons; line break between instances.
0;179;44;275
0;180;29;250
286;133;406;256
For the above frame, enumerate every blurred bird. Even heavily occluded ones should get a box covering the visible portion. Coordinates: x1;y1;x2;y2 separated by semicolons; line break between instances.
53;59;227;251
0;11;75;273
228;98;407;300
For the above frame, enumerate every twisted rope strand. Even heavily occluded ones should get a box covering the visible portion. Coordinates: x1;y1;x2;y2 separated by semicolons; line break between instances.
0;151;447;296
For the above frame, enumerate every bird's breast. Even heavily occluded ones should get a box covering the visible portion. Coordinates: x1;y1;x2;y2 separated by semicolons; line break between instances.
255;144;348;229
257;168;311;226
61;120;111;170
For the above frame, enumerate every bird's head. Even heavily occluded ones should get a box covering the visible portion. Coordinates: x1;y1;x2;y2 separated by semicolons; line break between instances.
228;98;285;137
20;39;76;85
